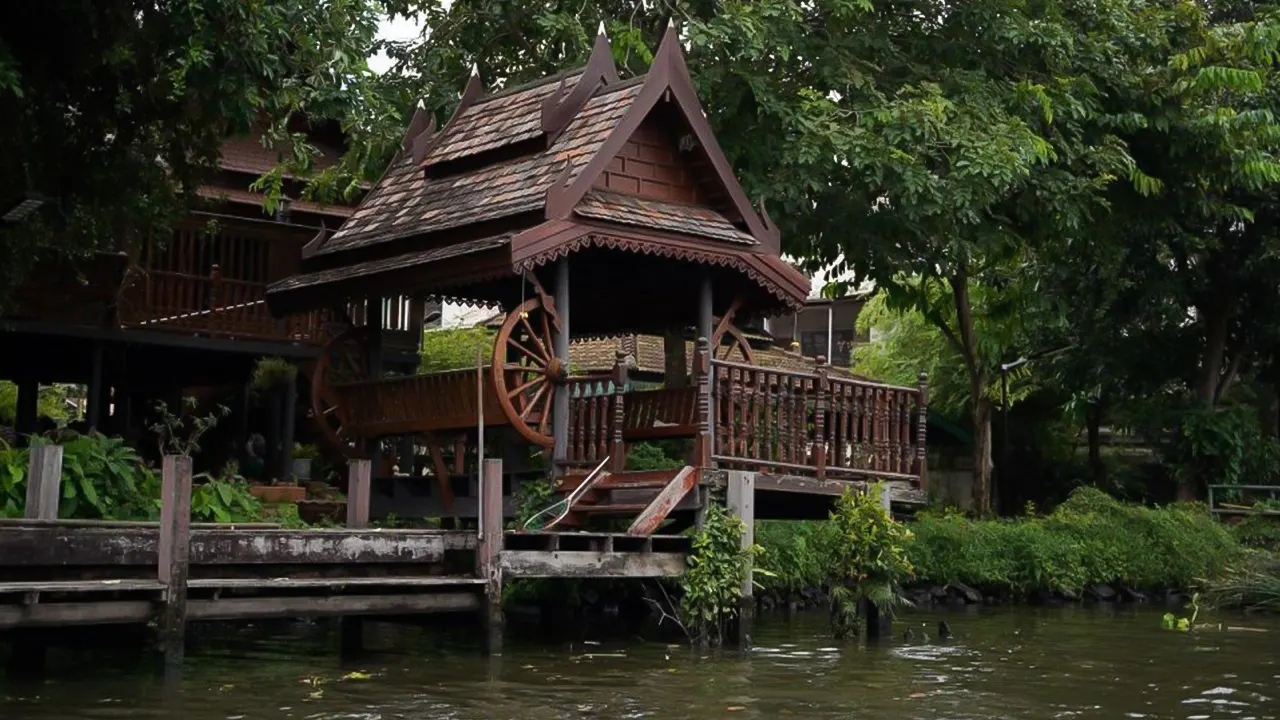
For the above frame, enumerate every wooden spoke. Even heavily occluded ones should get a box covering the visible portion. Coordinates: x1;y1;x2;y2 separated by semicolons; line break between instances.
490;295;560;448
311;325;372;458
507;374;545;399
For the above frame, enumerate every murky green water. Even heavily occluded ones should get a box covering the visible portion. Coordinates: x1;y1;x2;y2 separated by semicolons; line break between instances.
2;607;1277;718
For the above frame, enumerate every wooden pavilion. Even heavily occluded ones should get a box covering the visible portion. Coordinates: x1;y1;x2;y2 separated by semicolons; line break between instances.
267;25;929;531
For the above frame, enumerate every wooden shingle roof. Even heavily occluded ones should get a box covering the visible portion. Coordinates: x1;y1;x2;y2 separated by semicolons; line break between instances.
268;24;810;319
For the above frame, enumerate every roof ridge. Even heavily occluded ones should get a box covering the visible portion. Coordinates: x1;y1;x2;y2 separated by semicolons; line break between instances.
476;65;587;103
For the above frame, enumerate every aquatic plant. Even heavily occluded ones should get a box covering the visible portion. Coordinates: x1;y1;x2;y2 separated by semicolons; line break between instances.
680;502;757;646
1203;555;1280;613
1162;593;1201;631
826;485;914;639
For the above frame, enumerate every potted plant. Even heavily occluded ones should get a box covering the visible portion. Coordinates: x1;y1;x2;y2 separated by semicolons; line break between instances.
249;473;307;504
291;442;319;481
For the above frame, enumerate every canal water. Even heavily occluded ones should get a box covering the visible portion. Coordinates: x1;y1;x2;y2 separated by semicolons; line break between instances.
1;606;1277;718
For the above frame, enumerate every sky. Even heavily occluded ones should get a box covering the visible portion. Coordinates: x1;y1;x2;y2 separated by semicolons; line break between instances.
369;14;427;75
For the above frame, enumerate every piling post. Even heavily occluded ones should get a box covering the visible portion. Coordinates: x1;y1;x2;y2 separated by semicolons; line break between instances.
158;455;193;675
726;470;755;646
864;482;895;641
477;458;504;653
346;459;371;529
25;444;63;520
340;458;372;655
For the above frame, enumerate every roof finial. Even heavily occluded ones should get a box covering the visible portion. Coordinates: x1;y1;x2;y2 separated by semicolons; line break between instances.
416;98;425;110
597;20;607;37
470;62;480;77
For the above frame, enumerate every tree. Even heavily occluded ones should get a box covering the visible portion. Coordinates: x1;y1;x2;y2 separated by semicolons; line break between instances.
0;0;399;306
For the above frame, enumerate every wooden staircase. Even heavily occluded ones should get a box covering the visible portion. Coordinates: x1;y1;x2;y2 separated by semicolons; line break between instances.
545;466;699;535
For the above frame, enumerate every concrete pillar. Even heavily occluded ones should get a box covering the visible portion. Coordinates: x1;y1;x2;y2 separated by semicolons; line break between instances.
552;259;570;470
726;470;755;646
25;444;63;520
158;455;193;678
477;458;504;653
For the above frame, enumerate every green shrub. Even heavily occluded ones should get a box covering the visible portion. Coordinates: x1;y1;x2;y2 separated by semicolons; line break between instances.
419;327;496;373
1202;553;1280;612
755;520;841;596
625;441;684;471
908;487;1238;594
681;502;755;646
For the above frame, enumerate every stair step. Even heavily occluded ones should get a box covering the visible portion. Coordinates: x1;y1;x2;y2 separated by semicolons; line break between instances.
557;469;682;492
573;503;650;514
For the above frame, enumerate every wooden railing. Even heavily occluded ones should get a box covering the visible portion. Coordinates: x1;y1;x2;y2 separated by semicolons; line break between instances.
709;355;928;481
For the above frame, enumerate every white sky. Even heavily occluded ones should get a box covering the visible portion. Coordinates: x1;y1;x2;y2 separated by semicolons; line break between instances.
369;14;428;74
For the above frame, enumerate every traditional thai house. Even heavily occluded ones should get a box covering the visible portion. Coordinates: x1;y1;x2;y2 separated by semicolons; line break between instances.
266;25;929;530
0;118;427;476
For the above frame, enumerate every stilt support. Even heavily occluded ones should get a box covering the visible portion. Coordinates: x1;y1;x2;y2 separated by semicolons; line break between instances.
726;470;755;646
158;455;193;678
477;458;504;653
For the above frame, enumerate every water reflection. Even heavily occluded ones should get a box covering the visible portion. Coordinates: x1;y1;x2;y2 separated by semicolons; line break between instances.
1;607;1277;719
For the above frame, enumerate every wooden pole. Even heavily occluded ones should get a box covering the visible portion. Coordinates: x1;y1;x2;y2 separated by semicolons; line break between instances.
610;350;628;474
477;458;504;653
25;444;63;520
552;259;570;471
726;470;755;646
86;341;105;430
15;377;38;444
697;269;713;354
341;456;372;654
346;459;371;529
279;373;297;481
158;455;193;675
916;371;930;487
694;337;713;467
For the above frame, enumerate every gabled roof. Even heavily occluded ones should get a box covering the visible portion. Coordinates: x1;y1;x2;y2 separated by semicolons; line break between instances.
268;22;809;318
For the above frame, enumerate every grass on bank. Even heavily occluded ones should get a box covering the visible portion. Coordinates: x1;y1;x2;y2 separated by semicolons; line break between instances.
757;487;1246;599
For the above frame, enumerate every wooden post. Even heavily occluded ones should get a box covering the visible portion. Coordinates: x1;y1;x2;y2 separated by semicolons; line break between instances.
611;350;628;473
477;458;504;653
158;455;193;675
86;341;105;430
346;459;371;528
915;371;929;486
341;457;372;654
813;356;828;479
279;373;297;481
726;470;755;646
697;268;713;353
694;337;713;467
24;444;63;520
552;259;570;471
367;297;385;480
15;377;38;444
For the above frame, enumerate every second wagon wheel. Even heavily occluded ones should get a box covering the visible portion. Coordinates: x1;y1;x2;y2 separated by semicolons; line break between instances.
491;295;563;448
310;324;372;455
712;319;757;364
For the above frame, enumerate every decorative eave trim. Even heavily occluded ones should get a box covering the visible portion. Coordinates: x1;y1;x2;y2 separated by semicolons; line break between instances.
544;22;780;254
415;67;485;167
510;222;806;311
541;26;619;145
401;103;438;154
301;225;330;260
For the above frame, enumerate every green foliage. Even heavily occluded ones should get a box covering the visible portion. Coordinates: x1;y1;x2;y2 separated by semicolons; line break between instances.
1;0;397;307
250;357;298;395
1203;555;1280;613
0;381;78;428
191;469;265;524
419;327;496;373
512;476;556;530
1233;514;1280;550
148;397;229;457
292;443;321;460
908;488;1239;594
680;502;756;646
826;486;914;638
755;520;841;596
1162;593;1201;632
2;433;160;521
625;442;684;471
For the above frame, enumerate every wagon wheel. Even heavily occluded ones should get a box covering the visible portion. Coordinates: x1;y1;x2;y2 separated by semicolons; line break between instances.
712;320;756;364
310;325;372;455
491;295;563;448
